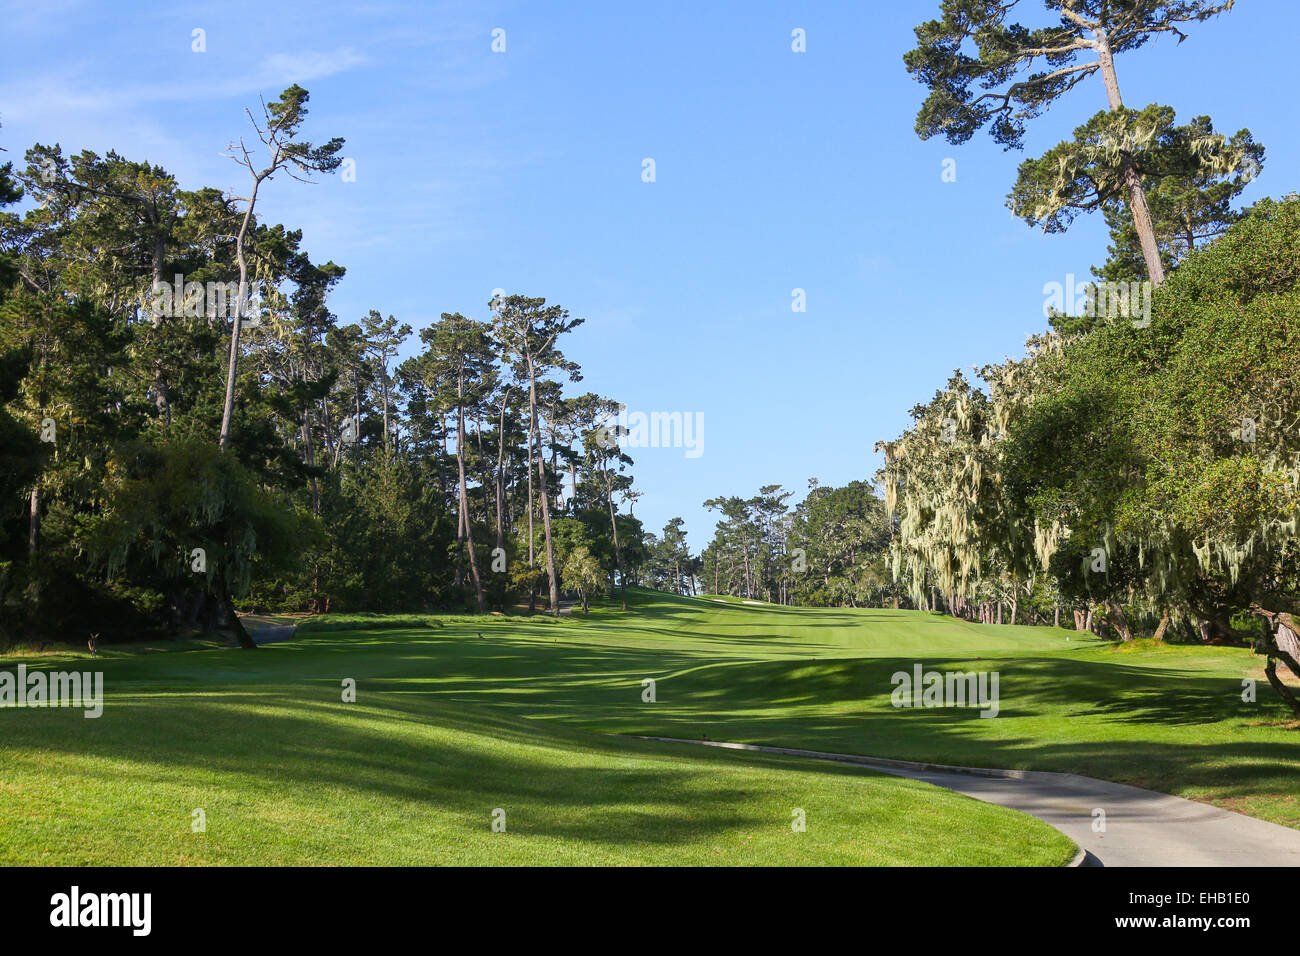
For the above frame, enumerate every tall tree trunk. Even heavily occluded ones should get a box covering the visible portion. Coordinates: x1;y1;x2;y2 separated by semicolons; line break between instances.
301;405;323;613
526;420;534;568
218;179;260;449
353;380;362;467
149;236;172;423
381;371;391;460
456;370;485;613
549;436;560;508
528;359;560;616
474;412;491;527
494;389;510;555
27;485;39;557
602;463;626;610
321;398;337;466
1094;29;1166;287
1153;607;1171;642
301;410;320;517
217;569;257;650
436;418;448;503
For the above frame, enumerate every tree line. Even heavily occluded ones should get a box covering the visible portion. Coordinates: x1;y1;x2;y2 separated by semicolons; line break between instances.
0;86;648;648
643;480;894;609
882;0;1300;715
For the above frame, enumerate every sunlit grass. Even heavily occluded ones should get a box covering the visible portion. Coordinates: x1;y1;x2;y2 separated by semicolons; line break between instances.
0;685;1070;866
6;586;1291;866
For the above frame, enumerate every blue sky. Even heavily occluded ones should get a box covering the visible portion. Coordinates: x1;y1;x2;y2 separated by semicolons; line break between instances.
2;0;1295;546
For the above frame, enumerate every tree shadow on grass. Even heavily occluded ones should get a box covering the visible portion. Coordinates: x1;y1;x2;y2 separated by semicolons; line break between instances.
13;607;1297;832
347;648;1299;821
3;691;1027;854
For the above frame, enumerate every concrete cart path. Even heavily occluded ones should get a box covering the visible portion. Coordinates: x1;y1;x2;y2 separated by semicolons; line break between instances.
628;736;1300;867
240;618;298;645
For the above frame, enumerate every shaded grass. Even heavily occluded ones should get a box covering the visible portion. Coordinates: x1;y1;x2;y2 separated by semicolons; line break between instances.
164;588;1296;829
0;685;1070;866
9;586;1292;865
295;611;566;634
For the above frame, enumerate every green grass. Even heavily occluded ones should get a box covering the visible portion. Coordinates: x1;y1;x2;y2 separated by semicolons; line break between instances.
488;592;1299;828
8;587;1293;865
266;589;1299;828
0;599;1079;866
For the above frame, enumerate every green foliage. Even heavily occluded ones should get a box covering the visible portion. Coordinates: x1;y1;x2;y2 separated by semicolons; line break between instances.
697;481;892;608
905;1;1233;150
1093;116;1263;284
882;194;1300;685
84;437;308;598
907;2;1239;283
1005;197;1300;627
0;102;645;635
1009;105;1258;246
562;544;606;612
787;481;892;607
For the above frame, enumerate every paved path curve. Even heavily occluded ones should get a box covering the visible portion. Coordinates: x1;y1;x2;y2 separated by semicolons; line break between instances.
630;736;1300;867
240;619;298;645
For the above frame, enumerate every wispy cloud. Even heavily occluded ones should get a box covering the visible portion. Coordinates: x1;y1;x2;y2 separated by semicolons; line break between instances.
0;48;368;123
257;49;369;86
